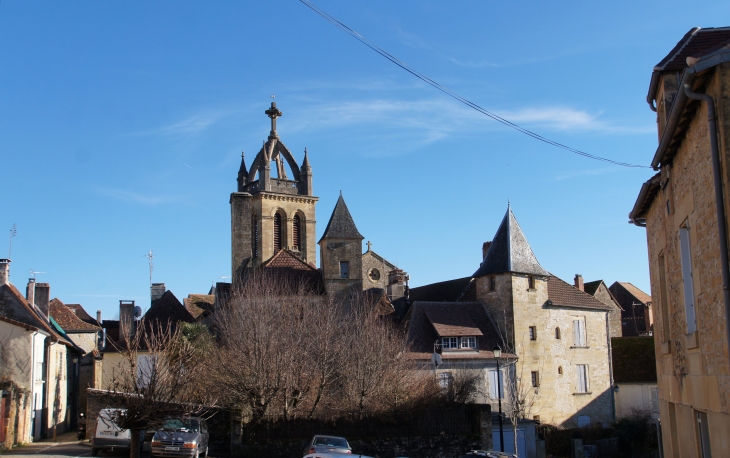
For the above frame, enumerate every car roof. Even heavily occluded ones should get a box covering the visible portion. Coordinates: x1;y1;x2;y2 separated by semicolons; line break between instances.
314;435;347;439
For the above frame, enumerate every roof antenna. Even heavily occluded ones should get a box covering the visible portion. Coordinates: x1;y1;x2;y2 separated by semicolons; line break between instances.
144;250;154;288
8;223;17;258
29;268;46;279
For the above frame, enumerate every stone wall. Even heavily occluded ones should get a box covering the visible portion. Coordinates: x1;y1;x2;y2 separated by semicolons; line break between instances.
320;238;363;300
592;283;622;338
362;251;396;291
645;63;730;458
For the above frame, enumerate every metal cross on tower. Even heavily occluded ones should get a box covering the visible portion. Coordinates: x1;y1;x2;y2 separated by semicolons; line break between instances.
265;100;283;133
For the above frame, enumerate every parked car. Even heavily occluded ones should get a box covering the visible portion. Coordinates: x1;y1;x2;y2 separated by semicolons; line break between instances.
457;451;518;458
304;454;372;458
91;408;143;456
151;417;210;458
303;435;352;456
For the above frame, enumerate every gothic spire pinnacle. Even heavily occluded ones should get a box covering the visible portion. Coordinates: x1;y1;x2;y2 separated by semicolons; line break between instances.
302;147;311;169
265;101;282;136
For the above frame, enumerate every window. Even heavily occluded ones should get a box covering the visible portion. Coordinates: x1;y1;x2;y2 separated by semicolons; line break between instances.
659;253;671;341
292;214;302;251
339;261;349;279
441;337;458;349
555;327;561;339
577;416;591;428
679;225;697;333
573;318;587;347
529;326;537;340
488;370;503;399
251;213;258;258
528;275;535;289
489;276;496;291
460;337;477;349
576;364;589;393
273;212;283;252
696;410;712;458
558;366;563;375
438;372;453;389
531;371;540;387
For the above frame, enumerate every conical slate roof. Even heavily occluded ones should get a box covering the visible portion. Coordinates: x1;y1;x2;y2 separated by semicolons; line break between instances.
319;194;363;242
473;206;549;278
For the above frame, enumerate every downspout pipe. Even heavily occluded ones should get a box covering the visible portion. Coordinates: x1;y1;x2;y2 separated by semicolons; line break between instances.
683;83;730;370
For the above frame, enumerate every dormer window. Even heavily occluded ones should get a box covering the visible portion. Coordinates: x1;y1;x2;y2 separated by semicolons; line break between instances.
441;337;458;349
460;337;477;349
442;336;477;350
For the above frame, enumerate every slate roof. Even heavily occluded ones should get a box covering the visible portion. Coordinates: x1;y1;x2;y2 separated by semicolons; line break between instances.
611;282;652;306
583;280;602;296
144;290;196;329
611;337;657;383
473;207;549;278
408;277;473;303
65;303;100;326
183;294;215;320
49;298;101;332
654;27;730;72
319;194;363;241
406;302;511;361
361;288;395;316
546;275;613;311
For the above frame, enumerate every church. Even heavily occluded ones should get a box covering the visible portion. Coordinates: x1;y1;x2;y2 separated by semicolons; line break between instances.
228;101;406;303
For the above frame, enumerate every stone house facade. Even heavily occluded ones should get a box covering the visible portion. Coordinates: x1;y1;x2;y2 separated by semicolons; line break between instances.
629;27;730;458
583;278;623;338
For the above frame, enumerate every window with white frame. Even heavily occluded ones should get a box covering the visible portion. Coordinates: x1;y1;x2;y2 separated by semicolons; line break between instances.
576;364;589;393
679;224;697;334
460;336;477;349
441;337;458;349
438;372;453;389
488;370;503;399
573;318;587;347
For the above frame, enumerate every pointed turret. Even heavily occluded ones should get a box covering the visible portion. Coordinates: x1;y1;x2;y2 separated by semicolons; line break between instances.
237;151;248;192
319;193;363;242
473;206;549;278
299;148;313;196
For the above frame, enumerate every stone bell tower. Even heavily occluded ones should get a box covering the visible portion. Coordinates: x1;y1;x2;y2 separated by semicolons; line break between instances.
230;101;318;281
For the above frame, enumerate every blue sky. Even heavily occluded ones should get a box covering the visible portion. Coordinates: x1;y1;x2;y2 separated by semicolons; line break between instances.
1;1;727;320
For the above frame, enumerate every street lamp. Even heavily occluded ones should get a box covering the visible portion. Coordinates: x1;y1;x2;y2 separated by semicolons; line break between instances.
493;345;504;453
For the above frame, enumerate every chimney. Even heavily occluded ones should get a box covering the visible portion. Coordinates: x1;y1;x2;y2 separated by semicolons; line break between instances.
574;274;584;292
387;269;407;300
482;241;492;261
151;283;166;305
96;310;102;325
119;300;136;340
26;278;36;306
0;259;10;285
34;283;50;316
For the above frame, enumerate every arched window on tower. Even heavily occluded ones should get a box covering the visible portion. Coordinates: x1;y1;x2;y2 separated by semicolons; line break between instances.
251;213;259;258
273;212;283;252
293;214;302;251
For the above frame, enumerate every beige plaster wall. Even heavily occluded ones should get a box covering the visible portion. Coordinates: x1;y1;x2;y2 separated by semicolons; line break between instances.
45;342;70;434
614;383;659;419
0;320;33;390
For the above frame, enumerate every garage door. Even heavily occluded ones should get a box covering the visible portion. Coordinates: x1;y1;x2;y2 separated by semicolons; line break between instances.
492;428;527;457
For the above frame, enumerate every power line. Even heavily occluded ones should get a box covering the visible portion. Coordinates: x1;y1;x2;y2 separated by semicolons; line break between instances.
299;0;650;169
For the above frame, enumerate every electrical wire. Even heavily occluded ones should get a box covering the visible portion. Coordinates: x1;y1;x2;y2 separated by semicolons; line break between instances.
299;0;650;169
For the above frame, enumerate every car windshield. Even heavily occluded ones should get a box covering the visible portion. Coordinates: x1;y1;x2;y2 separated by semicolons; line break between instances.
161;418;199;432
314;437;348;447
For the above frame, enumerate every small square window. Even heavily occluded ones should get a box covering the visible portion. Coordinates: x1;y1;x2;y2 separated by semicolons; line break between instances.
529;326;537;340
531;371;540;387
442;337;458;349
528;276;536;289
460;337;477;349
339;261;349;279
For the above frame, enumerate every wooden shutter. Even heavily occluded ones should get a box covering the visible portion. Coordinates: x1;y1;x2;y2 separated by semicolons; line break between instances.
679;226;696;333
274;212;282;252
489;370;502;399
293;214;301;251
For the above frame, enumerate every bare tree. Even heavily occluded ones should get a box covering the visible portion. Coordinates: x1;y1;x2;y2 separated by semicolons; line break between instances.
96;319;213;458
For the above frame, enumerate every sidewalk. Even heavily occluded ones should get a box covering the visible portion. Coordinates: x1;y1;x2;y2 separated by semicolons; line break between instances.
37;430;82;443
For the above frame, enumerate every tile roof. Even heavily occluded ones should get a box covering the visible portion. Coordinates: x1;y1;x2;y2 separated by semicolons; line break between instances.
65;303;99;326
319;194;363;241
260;249;325;293
546;275;613;311
49;298;101;332
654;27;730;72
611;282;652;306
406;302;510;361
424;307;483;337
473;206;549;278
409;277;473;303
0;283;75;347
611;337;657;383
183;294;215;320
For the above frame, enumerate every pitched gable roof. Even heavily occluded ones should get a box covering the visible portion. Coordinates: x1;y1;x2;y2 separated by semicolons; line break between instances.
183;294;215;320
406;302;509;360
654;27;730;72
319;194;363;241
583;280;603;296
473;207;549;278
143;290;196;329
0;283;75;346
611;282;652;306
65;303;100;326
260;249;325;293
424;307;483;337
49;298;101;332
547;275;613;311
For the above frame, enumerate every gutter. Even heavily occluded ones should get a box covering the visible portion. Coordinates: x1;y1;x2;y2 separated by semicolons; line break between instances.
628;174;660;226
683;83;730;374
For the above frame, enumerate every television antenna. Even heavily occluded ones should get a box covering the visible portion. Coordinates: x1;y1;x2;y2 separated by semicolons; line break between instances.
8;224;17;258
29;269;46;279
143;250;154;287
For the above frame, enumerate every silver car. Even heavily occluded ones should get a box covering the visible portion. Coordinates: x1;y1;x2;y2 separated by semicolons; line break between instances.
303;435;352;456
151;417;209;458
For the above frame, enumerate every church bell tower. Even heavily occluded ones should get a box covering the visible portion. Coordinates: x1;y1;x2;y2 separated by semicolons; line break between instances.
230;101;318;281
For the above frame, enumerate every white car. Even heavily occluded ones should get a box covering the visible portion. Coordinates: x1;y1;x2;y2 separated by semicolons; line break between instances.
304;454;373;458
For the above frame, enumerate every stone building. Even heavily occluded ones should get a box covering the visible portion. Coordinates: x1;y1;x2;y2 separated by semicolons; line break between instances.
227;103;404;302
407;206;615;427
582;278;623;338
608;282;653;337
628;26;730;458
